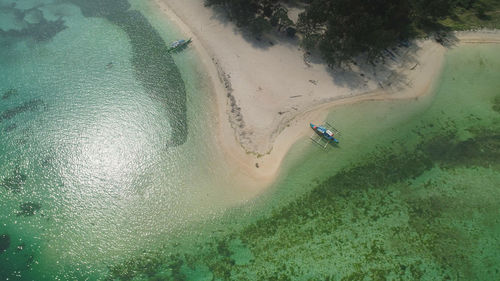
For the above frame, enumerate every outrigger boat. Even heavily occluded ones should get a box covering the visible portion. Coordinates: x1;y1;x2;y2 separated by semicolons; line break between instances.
310;122;340;149
167;38;192;52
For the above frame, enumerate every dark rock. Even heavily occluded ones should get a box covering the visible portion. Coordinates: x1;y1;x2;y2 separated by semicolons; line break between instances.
0;99;43;123
1;168;27;193
3;123;17;133
17;202;42;217
2;88;18;100
0;234;10;253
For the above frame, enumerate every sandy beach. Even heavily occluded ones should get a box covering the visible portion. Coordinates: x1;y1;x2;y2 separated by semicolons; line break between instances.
151;0;500;191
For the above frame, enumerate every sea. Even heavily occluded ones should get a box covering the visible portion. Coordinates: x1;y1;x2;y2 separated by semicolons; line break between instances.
0;0;499;280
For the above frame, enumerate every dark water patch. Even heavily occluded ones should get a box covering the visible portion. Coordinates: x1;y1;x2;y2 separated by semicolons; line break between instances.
0;234;10;253
106;252;186;281
106;11;187;146
17;202;42;217
0;98;44;123
70;0;188;146
420;128;500;168
2;88;18;100
68;0;130;17
493;95;500;113
0;5;67;42
0;18;67;42
1;167;27;193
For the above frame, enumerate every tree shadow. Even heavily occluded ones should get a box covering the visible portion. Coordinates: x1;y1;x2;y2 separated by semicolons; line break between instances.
204;4;460;96
208;5;302;51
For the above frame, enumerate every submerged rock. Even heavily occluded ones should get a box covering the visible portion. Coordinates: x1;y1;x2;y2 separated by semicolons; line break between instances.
1;168;27;193
17;202;41;216
3;123;17;132
2;88;18;100
0;98;44;123
0;234;10;253
493;95;500;113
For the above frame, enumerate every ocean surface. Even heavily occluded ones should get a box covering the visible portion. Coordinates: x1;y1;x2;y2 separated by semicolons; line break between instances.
1;0;499;280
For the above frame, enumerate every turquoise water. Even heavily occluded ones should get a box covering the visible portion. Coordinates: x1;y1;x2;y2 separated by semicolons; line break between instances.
1;0;500;280
0;0;245;280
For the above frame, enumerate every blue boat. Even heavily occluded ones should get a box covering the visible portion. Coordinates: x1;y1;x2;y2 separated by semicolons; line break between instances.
310;122;340;149
167;38;192;52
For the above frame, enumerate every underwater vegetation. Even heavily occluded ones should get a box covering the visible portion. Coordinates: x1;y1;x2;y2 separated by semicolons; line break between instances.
1;167;27;193
0;6;67;42
0;98;44;123
2;88;18;100
106;118;500;280
0;234;10;253
17;202;42;217
493;95;500;113
70;0;188;146
3;123;17;133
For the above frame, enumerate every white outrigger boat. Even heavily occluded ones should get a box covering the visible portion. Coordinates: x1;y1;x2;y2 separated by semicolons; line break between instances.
167;38;192;52
310;122;340;149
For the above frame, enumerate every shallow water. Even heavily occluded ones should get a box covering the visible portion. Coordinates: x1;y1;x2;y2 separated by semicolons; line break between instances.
1;0;499;280
103;44;500;280
0;0;250;280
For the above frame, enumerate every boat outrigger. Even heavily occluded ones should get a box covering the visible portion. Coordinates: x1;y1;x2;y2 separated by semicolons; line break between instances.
167;38;192;53
310;122;340;149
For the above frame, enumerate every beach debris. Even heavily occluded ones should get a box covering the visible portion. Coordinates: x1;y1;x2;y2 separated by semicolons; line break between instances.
410;63;419;70
308;79;317;85
2;88;18;100
289;95;302;98
255;163;259;168
0;234;10;253
303;54;312;67
17;202;42;217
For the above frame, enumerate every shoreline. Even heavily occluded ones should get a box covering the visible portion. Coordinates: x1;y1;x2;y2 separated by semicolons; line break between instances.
151;0;500;192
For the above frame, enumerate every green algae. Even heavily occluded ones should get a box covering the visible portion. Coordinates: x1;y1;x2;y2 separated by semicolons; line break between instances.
493;95;500;113
17;202;42;217
105;121;500;280
0;98;44;123
1;167;27;193
2;88;18;100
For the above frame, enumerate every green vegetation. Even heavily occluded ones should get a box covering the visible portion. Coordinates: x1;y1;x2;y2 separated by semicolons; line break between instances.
17;202;42;217
106;119;500;280
204;0;500;66
493;95;500;112
1;167;27;193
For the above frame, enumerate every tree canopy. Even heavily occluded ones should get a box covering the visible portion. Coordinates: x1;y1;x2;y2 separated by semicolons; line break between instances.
204;0;500;66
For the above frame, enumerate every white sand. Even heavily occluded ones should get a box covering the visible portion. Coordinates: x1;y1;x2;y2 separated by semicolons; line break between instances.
151;0;500;191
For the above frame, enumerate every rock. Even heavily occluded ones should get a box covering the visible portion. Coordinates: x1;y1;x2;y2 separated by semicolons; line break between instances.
0;234;10;253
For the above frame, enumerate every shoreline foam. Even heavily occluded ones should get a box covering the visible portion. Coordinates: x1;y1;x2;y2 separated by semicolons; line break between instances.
151;0;500;192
